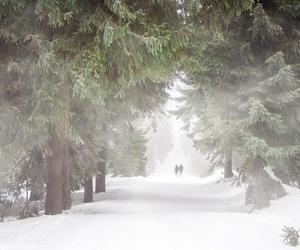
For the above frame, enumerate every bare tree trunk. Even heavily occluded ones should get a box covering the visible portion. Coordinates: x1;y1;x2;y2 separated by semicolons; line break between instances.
45;137;64;215
95;147;106;193
84;178;93;203
224;150;234;179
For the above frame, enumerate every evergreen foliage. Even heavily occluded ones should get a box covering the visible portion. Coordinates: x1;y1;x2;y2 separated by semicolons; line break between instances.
0;0;188;215
175;1;300;208
1;0;298;217
282;226;300;247
109;126;148;177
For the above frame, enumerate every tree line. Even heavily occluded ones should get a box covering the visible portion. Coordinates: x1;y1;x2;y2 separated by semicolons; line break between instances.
0;0;299;217
175;0;300;208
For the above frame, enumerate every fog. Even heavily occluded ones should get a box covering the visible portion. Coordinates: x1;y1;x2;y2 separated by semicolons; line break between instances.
146;81;210;177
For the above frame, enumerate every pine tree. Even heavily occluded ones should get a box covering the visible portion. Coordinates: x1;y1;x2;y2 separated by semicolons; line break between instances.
176;2;300;208
0;0;188;215
109;126;148;178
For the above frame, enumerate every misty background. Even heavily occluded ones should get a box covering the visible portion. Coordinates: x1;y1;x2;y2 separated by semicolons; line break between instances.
143;81;210;177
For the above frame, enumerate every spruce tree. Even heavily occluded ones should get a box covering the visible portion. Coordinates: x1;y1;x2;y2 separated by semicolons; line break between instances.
176;2;300;208
0;0;188;215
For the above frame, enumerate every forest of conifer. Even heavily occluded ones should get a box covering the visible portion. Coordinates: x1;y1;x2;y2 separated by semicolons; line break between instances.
0;2;299;248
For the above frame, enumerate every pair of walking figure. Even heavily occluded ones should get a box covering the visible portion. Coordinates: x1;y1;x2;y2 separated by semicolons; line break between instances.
175;164;184;177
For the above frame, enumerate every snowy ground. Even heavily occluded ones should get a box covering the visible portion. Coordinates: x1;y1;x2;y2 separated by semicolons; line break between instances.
0;172;300;250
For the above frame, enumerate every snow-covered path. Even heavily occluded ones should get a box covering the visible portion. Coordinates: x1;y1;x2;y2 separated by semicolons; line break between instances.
1;174;300;250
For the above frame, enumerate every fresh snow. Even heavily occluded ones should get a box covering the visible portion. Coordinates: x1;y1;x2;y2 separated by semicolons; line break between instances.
0;172;300;250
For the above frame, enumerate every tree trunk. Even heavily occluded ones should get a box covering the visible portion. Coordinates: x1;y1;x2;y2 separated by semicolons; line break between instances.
84;178;93;203
95;163;106;193
62;140;71;210
224;150;234;179
95;147;106;193
45;138;64;215
45;137;71;215
29;146;44;201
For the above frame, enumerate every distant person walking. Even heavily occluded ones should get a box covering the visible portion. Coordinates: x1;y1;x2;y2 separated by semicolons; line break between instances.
179;164;184;177
175;164;179;177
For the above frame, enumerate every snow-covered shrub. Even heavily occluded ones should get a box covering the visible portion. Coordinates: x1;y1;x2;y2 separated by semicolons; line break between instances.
246;167;286;210
282;226;299;247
